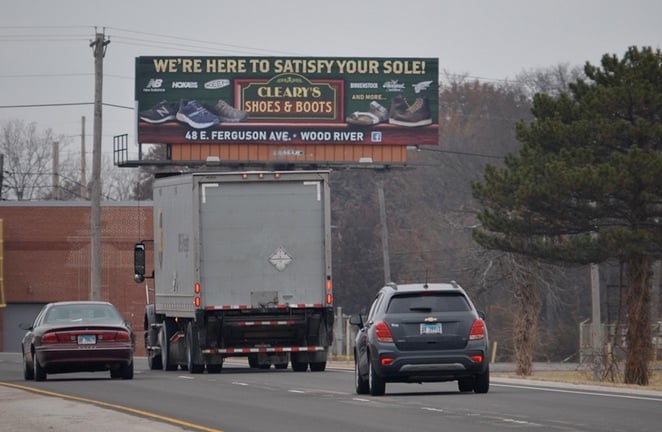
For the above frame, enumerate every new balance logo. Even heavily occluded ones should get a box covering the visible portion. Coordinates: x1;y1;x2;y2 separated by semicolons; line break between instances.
145;79;163;89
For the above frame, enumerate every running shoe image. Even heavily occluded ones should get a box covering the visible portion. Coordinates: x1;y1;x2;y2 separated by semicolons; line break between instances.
210;100;249;122
139;100;178;124
176;100;220;129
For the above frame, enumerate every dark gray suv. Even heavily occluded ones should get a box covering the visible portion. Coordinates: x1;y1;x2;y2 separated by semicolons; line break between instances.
350;281;489;396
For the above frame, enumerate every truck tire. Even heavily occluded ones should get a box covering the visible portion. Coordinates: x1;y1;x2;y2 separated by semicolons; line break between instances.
186;323;205;374
291;352;308;372
160;321;177;371
309;362;326;372
146;332;163;370
248;355;259;368
206;362;223;374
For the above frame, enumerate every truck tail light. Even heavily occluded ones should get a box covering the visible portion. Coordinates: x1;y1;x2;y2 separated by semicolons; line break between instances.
469;318;486;340
325;277;332;305
194;282;201;307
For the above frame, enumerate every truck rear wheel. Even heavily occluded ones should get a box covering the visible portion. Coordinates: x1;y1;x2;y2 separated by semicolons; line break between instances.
146;332;163;370
207;361;223;374
248;355;258;368
186;323;205;374
291;353;308;372
160;321;177;371
309;361;326;372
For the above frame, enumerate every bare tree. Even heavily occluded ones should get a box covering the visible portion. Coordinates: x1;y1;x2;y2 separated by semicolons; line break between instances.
103;156;140;200
1;119;56;200
514;63;585;99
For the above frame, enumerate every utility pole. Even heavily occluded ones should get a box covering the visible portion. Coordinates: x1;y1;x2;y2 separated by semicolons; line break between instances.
378;177;391;284
590;262;602;381
52;141;60;200
80;116;87;199
90;30;109;301
0;154;3;199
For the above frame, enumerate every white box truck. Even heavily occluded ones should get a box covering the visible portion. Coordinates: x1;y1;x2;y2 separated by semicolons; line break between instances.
134;170;334;373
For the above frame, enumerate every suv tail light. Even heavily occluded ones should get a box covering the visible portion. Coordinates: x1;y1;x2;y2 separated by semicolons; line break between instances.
469;318;486;340
374;321;394;343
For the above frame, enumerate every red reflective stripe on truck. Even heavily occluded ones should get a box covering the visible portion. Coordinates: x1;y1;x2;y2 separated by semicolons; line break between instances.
234;320;296;327
201;346;326;354
205;303;323;310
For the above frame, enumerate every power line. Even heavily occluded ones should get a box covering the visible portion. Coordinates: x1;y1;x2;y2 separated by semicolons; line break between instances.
415;146;504;160
0;102;132;109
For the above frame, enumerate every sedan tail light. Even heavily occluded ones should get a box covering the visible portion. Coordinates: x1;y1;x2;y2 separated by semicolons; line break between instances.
469;318;486;340
41;332;59;344
374;321;394;343
113;330;131;342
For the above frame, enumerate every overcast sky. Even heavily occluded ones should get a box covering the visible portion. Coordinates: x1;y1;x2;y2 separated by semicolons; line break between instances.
1;0;660;161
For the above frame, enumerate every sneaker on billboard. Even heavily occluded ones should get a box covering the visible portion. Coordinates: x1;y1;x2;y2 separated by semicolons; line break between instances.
388;97;432;127
210;100;249;122
139;100;178;124
346;101;389;126
176;100;220;129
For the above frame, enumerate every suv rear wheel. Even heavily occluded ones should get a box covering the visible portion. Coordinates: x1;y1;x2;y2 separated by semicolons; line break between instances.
369;361;385;396
458;377;474;392
355;357;369;394
473;367;490;393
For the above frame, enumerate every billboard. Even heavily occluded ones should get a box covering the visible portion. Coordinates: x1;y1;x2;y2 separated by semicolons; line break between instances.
135;56;438;148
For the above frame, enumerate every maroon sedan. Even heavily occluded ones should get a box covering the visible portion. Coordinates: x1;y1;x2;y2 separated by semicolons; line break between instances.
20;301;135;381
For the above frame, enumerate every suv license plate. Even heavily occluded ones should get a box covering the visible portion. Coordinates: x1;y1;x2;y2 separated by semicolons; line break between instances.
77;335;97;345
420;323;442;335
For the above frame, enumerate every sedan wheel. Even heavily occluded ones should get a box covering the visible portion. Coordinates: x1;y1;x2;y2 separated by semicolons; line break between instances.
33;354;46;382
118;360;134;379
23;350;34;381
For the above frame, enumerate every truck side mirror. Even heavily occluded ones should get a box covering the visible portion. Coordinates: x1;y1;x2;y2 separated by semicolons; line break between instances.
134;243;146;283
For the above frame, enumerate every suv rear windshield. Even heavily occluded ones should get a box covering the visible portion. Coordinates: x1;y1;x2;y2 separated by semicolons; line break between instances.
386;292;471;314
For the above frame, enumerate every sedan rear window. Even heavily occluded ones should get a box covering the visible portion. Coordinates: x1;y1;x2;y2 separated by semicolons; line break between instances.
44;304;122;324
386;293;471;314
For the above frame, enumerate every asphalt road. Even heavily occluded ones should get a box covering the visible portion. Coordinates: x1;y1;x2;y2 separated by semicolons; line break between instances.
1;352;661;432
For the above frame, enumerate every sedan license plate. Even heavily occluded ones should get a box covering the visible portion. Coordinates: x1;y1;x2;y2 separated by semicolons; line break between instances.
77;334;96;345
420;323;442;335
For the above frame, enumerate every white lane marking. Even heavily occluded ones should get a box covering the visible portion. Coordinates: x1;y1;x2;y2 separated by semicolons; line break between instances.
493;383;662;401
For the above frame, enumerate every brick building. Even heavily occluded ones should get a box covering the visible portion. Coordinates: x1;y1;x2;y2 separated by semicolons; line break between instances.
0;201;153;355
